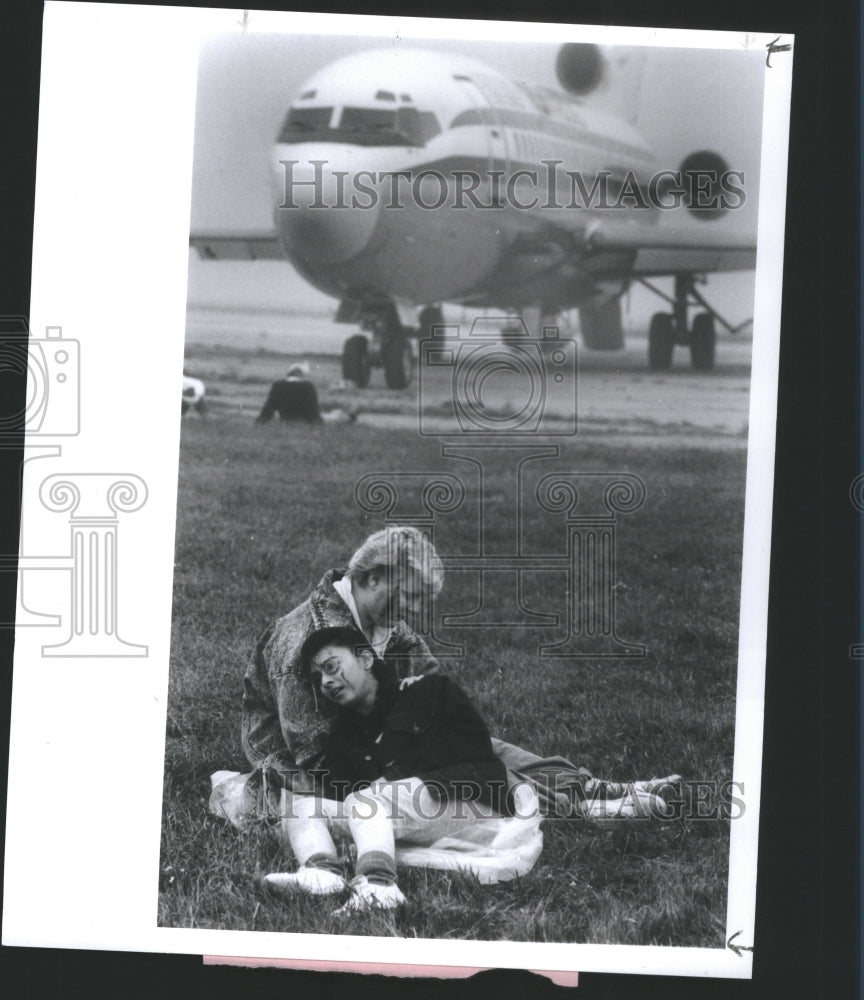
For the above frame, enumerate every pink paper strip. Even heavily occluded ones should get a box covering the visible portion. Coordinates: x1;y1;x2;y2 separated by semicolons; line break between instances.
203;955;579;987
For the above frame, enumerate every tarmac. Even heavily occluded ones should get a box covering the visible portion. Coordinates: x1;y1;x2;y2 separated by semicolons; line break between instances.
185;311;756;451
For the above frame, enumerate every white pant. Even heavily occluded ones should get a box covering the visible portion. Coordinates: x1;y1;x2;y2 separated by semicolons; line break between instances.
278;777;500;866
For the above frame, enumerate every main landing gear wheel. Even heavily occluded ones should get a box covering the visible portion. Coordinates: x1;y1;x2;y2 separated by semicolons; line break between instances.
342;334;371;388
382;337;410;390
648;312;675;371
689;312;716;371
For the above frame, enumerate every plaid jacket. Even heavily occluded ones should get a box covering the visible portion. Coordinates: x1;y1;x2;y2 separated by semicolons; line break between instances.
241;568;439;794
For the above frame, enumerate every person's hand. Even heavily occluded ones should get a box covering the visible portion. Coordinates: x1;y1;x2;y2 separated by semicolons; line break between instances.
399;675;424;691
265;765;299;792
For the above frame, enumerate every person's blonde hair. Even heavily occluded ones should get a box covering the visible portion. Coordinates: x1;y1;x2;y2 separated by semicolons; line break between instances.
348;526;443;595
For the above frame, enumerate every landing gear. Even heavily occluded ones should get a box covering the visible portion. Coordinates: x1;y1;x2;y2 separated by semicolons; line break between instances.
375;303;411;390
638;274;739;372
418;306;444;339
690;312;716;371
648;313;675;370
579;298;624;350
339;301;414;389
382;337;410;390
342;334;370;388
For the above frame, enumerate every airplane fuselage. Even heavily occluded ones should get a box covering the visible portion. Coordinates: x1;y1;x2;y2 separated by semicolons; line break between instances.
192;43;754;378
270;48;659;316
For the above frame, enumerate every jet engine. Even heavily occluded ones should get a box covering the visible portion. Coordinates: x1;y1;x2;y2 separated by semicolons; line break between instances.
555;43;605;95
678;150;734;220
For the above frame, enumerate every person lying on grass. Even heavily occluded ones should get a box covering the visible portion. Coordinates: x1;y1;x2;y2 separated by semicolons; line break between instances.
264;626;514;913
242;524;679;828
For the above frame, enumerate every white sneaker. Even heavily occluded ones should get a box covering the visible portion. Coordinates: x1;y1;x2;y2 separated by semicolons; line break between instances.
634;775;683;799
580;789;672;819
263;867;346;897
583;775;683;802
334;876;406;915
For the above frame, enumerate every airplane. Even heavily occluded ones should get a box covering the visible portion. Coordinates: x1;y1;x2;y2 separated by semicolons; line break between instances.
191;43;756;389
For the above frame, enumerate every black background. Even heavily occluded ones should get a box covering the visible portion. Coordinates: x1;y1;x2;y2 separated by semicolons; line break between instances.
1;0;859;997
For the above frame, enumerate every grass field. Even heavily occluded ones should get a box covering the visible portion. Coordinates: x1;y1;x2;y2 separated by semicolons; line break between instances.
160;412;746;946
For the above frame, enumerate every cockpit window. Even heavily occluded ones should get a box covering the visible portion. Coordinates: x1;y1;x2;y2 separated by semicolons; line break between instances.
278;107;333;142
340;107;400;134
277;104;441;147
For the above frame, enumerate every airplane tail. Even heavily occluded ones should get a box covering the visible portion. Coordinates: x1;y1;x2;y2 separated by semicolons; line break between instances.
554;42;648;128
600;47;648;128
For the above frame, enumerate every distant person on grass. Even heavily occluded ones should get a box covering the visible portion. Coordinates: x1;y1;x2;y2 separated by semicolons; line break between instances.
264;626;514;913
239;525;679;836
181;374;206;416
256;362;355;425
256;363;322;424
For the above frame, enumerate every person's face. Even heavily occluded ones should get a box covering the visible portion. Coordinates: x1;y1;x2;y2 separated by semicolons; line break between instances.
370;567;427;630
357;566;431;631
389;569;427;626
312;643;378;713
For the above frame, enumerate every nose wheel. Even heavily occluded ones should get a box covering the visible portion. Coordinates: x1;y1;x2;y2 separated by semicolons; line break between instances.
340;302;414;389
342;333;371;388
382;337;411;390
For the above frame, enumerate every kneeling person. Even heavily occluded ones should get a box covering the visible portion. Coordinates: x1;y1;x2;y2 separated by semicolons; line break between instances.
256;364;322;424
264;626;511;913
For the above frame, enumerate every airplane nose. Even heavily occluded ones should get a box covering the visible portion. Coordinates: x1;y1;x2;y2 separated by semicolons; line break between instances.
273;154;379;264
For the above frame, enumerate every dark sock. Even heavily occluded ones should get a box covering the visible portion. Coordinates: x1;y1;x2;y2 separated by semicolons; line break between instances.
356;850;397;886
304;852;341;875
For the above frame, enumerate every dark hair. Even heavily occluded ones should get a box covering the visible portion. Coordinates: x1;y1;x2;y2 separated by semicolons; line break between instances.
301;626;396;693
300;626;373;672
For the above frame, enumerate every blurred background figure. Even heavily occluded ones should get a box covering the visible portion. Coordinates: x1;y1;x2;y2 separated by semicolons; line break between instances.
257;362;356;425
181;374;207;416
256;362;321;423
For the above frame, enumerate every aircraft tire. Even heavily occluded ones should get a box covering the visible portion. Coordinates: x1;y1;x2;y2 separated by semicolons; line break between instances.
648;312;674;370
383;338;410;390
343;334;371;388
419;306;444;339
690;312;716;371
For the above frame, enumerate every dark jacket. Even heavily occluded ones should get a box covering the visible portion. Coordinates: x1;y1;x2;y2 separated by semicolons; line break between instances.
256;378;322;423
241;569;439;794
318;667;511;816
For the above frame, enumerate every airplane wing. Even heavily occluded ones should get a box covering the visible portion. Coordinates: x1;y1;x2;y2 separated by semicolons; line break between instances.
585;217;756;276
188;216;754;275
189;231;284;261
